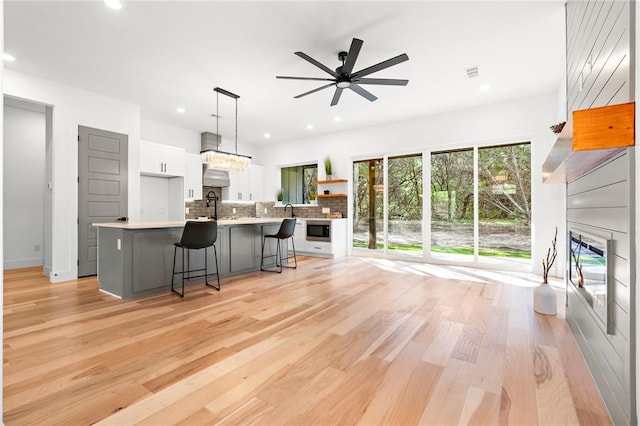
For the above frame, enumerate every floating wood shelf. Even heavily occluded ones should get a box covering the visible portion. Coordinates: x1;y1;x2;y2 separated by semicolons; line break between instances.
314;179;348;184
316;194;347;198
542;102;635;183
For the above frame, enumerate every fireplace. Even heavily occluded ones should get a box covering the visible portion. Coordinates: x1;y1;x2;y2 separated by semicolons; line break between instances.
568;229;613;334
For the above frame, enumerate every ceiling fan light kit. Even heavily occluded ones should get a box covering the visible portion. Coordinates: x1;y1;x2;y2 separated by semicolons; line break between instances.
276;37;409;106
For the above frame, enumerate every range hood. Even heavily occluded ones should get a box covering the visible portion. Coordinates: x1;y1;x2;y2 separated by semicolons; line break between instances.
201;132;230;187
203;164;230;187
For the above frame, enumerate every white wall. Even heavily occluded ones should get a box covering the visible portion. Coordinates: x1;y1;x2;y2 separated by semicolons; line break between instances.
141;117;263;162
258;92;565;277
4;69;141;282
141;118;200;153
3;101;46;269
1;0;6;416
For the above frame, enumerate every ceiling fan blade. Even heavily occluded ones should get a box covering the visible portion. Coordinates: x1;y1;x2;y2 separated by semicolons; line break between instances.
330;88;344;106
349;84;378;102
277;76;336;81
295;52;338;77
294;82;336;99
352;53;409;78
341;38;363;76
353;78;409;86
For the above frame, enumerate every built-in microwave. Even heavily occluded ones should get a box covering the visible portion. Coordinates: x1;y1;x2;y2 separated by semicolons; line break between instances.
306;220;331;242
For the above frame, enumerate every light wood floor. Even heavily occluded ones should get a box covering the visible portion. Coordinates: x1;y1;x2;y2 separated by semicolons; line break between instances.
4;257;610;425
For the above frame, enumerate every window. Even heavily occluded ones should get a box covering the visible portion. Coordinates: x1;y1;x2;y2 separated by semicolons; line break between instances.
430;142;531;264
281;164;317;204
477;143;531;260
352;158;383;250
430;148;474;260
350;141;531;268
388;154;423;256
352;154;422;258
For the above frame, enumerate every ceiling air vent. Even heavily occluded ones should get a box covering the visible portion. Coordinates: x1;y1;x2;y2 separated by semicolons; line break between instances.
466;66;479;78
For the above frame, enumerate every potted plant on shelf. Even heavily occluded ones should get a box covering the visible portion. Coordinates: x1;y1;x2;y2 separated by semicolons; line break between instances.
534;227;558;315
309;190;316;204
276;188;284;206
549;121;566;134
324;156;333;180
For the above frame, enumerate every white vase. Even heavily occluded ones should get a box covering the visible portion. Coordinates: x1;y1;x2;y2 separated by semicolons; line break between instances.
533;282;557;315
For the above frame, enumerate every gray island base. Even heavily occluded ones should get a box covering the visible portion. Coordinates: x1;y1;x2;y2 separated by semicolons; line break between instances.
94;219;287;299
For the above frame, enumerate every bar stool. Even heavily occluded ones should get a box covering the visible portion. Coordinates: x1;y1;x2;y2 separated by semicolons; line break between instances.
260;218;297;273
171;220;220;297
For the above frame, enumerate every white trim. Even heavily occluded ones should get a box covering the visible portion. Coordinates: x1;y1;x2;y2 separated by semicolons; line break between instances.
48;269;76;283
3;259;44;270
99;288;122;299
473;146;479;263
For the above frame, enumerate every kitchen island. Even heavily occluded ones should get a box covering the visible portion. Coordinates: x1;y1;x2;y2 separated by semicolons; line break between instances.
93;218;287;299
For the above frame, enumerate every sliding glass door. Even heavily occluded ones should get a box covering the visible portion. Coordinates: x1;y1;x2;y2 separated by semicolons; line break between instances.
430;149;474;262
477;143;531;265
430;142;531;266
388;154;423;257
351;142;530;268
353;159;383;251
352;155;422;258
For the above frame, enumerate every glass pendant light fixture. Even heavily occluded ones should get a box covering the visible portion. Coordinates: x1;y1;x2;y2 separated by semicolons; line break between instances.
201;87;251;172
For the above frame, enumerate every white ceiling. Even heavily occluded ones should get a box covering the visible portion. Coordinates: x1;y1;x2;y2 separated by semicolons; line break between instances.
4;1;565;146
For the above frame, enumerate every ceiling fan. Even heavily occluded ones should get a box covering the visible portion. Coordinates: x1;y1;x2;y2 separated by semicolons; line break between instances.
276;38;409;106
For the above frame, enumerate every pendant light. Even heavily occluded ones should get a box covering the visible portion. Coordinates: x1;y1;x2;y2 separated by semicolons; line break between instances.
201;87;251;172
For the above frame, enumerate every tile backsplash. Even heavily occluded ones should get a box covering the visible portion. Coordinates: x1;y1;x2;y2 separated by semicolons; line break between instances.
185;186;348;219
185;186;255;219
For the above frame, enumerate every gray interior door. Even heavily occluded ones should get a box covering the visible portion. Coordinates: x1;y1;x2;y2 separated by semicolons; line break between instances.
78;126;128;277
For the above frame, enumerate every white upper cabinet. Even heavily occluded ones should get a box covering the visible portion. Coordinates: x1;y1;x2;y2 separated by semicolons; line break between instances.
140;141;185;177
222;164;264;202
222;169;250;201
249;164;264;201
184;153;203;200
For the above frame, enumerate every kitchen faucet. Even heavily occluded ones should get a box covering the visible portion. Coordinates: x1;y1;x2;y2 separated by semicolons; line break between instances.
284;203;296;218
206;191;219;220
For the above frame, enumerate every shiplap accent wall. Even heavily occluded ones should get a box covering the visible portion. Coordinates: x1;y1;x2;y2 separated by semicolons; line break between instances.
565;1;635;424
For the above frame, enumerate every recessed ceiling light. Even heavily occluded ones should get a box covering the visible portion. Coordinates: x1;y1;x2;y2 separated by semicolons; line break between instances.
176;107;185;113
3;53;15;62
264;133;271;139
104;0;123;10
306;124;314;130
333;116;341;122
479;84;491;91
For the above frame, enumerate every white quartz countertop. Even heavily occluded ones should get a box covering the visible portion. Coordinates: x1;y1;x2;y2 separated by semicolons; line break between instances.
93;218;289;229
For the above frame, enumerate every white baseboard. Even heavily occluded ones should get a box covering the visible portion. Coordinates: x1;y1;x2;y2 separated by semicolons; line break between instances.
3;258;44;270
99;288;122;299
49;270;76;283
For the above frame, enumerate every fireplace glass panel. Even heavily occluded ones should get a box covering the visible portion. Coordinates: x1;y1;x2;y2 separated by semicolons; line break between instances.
568;230;612;333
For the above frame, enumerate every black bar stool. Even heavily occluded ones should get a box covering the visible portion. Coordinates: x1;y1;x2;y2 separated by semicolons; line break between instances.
171;220;220;297
260;218;297;273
